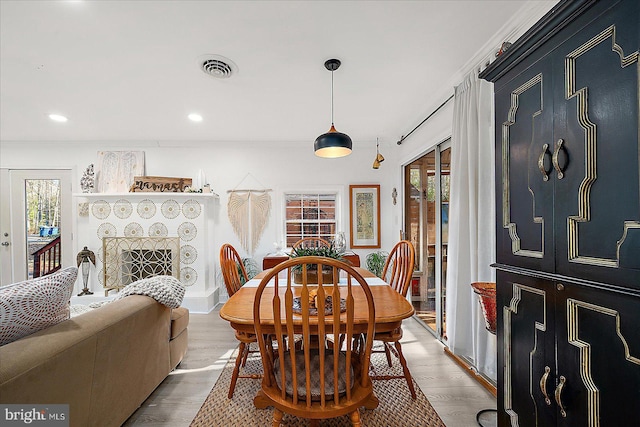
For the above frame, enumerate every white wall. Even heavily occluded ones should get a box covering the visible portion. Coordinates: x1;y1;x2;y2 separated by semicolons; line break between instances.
397;101;455;166
0;139;400;306
394;0;557;166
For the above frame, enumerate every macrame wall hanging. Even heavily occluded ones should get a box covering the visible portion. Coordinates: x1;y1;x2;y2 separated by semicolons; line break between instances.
227;173;272;256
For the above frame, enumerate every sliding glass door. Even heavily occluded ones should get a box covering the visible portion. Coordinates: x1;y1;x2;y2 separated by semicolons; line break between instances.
404;141;450;342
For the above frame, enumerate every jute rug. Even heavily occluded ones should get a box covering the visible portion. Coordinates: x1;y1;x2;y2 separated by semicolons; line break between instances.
191;345;446;426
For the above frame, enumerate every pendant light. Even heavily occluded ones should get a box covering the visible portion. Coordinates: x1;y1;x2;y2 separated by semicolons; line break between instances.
372;138;385;169
314;59;352;158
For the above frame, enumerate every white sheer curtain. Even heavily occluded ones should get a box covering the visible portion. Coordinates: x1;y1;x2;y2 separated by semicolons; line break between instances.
445;69;496;380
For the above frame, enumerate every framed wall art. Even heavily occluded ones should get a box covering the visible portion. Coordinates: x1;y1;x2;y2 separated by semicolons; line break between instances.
95;151;145;193
349;184;380;248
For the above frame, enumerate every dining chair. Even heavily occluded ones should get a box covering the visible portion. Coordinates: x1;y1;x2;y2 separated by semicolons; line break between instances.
219;243;260;398
371;239;417;399
253;256;377;426
291;236;330;250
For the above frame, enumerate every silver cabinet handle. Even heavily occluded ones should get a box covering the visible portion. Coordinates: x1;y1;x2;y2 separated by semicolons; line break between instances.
555;375;567;417
538;144;551;182
552;139;567;179
540;366;552;405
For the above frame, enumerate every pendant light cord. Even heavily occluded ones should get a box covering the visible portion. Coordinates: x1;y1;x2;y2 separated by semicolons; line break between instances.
331;70;335;126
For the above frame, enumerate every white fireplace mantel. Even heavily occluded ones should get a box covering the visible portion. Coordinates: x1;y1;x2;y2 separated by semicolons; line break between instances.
73;192;219;200
73;192;219;313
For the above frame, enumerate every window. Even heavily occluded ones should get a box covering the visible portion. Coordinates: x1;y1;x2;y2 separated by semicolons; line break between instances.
284;193;337;247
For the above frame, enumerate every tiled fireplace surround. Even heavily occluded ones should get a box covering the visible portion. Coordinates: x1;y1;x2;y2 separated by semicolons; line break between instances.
74;193;218;313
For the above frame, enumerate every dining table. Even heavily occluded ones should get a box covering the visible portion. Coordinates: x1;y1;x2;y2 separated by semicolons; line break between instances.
219;267;415;337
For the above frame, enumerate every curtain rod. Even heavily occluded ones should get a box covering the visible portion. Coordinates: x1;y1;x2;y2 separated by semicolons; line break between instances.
396;94;454;145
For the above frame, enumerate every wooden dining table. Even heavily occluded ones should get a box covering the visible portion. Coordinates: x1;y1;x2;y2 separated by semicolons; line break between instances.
219;267;415;337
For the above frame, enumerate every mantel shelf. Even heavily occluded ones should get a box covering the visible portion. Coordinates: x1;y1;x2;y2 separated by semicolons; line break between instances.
73;192;219;200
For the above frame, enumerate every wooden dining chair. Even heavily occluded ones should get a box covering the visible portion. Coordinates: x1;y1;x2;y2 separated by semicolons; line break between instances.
371;239;417;399
219;243;260;398
291;237;330;250
253;256;377;426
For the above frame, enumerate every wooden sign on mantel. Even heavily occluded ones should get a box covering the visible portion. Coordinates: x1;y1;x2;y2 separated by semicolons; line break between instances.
130;176;192;193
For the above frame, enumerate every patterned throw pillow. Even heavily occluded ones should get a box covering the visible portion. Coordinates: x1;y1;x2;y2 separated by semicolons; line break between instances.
0;266;78;346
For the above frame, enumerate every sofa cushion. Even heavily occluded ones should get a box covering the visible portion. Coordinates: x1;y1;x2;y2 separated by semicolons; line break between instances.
170;328;188;369
170;306;189;339
0;266;78;346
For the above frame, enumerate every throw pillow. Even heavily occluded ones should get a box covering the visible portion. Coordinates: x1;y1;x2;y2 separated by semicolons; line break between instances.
0;266;78;346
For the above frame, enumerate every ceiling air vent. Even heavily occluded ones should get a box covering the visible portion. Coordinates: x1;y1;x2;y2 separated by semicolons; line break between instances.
199;55;237;79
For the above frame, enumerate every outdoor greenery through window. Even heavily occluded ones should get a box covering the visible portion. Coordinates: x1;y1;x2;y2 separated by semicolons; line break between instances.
284;193;337;247
25;179;61;278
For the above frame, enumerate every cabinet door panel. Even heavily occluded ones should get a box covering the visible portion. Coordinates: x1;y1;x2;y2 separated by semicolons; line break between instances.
556;283;640;426
494;61;555;273
553;0;640;288
497;271;556;427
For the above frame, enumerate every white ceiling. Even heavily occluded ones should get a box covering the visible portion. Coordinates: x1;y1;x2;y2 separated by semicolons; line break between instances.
0;0;555;146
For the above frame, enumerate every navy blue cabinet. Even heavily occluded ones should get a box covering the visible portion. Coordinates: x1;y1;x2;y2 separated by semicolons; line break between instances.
486;0;639;288
482;0;640;425
496;270;640;426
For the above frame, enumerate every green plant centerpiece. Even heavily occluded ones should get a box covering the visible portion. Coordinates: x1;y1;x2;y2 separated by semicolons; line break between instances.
289;241;346;285
365;250;388;279
240;257;260;284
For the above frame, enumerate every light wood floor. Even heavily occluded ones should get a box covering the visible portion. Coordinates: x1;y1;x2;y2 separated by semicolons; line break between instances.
123;308;496;427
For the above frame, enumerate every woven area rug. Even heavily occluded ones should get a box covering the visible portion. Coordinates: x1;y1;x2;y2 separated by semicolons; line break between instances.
191;345;445;426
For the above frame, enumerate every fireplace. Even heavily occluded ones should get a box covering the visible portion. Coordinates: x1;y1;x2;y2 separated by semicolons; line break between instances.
103;237;180;294
75;193;217;311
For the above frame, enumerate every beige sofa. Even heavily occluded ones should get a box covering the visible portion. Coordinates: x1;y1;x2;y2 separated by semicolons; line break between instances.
0;294;189;427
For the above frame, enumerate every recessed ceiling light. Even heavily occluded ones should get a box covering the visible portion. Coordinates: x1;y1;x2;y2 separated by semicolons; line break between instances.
188;113;203;122
49;114;68;122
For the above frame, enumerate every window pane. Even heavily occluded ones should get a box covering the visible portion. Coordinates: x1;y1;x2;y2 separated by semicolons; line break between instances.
319;198;335;207
320;223;335;235
26;179;61;279
285;197;302;207
302;223;318;235
286;207;301;220
304;207;319;220
286;236;301;247
286;223;301;234
302;198;318;207
319;207;335;219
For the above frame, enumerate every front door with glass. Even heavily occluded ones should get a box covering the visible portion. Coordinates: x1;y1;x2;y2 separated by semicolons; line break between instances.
0;169;73;285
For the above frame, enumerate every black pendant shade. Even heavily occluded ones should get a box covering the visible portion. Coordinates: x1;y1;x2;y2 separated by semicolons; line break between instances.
314;125;353;158
314;59;352;158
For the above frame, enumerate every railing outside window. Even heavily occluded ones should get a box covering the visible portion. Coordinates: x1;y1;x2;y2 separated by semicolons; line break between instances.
32;236;62;278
